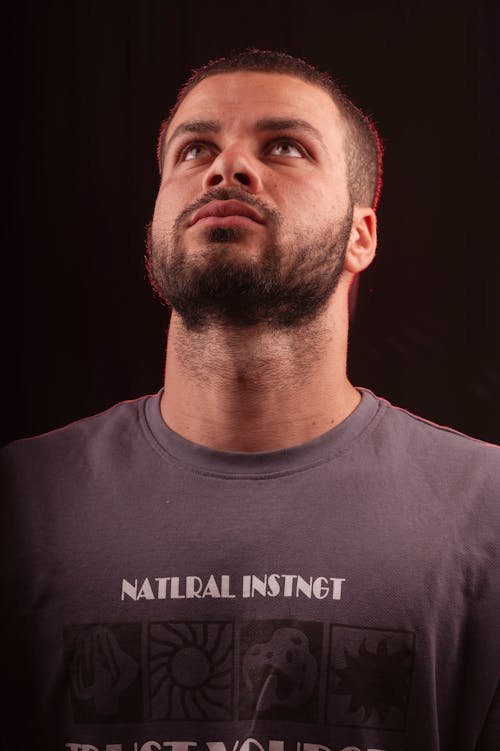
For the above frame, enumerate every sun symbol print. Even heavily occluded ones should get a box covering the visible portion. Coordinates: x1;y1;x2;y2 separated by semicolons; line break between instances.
327;627;415;730
149;621;234;720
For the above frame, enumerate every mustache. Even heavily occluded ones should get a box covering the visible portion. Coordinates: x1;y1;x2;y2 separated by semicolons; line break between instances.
173;187;281;233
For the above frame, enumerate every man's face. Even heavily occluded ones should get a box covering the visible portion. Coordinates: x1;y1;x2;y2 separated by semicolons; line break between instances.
148;71;354;331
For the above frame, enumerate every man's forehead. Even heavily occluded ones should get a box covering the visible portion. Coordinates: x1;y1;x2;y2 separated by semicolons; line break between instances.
168;71;343;139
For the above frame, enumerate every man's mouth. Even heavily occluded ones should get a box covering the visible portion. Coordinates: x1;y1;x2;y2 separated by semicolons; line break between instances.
189;200;264;227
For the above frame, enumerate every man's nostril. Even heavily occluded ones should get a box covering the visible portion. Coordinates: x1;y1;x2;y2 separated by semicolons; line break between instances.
235;173;251;186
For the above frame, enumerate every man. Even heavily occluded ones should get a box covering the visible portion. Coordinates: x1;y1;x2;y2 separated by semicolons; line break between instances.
2;50;499;751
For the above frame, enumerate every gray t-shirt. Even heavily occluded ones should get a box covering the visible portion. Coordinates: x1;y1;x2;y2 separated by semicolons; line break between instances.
2;389;499;751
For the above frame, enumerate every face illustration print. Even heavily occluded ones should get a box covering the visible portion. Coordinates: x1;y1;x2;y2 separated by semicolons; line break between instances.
242;627;318;713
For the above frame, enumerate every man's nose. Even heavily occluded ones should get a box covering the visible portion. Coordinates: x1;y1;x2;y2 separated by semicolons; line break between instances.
202;144;263;193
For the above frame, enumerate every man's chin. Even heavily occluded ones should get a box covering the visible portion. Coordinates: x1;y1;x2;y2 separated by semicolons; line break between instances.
186;221;265;249
207;223;255;241
181;241;265;268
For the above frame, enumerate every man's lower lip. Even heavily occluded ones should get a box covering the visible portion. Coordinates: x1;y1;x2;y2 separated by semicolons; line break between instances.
191;215;261;228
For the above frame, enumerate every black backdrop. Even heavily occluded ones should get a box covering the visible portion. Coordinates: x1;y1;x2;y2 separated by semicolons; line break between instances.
5;0;499;446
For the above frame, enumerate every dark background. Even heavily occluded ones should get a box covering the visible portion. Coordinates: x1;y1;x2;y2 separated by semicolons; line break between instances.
5;0;499;446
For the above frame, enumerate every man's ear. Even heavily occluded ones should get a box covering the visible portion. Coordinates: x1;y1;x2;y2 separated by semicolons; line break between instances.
345;207;377;273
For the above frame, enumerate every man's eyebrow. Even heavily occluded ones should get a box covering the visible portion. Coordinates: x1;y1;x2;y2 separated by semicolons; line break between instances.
164;119;220;156
254;118;327;150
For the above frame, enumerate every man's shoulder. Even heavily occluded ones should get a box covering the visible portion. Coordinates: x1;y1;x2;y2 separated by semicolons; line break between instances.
370;390;499;478
2;393;156;465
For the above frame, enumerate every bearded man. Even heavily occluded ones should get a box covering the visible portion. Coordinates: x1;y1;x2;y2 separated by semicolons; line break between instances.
2;49;499;751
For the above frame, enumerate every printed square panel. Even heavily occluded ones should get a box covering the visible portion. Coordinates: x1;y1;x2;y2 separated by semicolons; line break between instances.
326;624;415;730
148;621;234;721
239;620;323;723
63;623;143;723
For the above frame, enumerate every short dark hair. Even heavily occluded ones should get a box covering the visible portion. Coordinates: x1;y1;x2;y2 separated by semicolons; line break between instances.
157;49;383;209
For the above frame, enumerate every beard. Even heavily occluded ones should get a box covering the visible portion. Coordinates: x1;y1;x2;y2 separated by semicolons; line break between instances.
146;187;353;333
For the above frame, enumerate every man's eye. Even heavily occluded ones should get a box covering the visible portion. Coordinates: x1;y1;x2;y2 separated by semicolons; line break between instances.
182;143;211;161
269;141;303;158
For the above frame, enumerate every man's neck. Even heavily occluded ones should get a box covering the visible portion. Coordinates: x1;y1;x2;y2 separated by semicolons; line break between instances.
160;300;359;453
